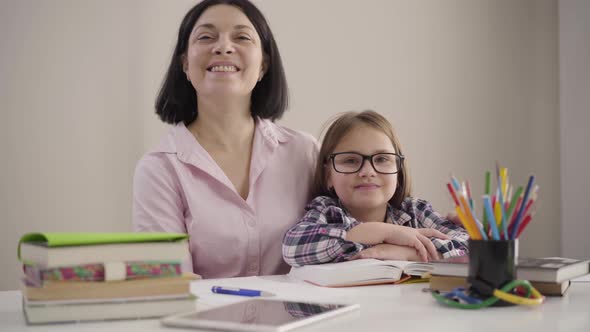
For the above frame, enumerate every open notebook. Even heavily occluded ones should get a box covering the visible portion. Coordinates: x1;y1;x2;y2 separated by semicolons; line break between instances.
288;259;433;287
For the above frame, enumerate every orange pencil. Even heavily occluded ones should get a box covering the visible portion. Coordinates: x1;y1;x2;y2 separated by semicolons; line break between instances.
455;206;478;239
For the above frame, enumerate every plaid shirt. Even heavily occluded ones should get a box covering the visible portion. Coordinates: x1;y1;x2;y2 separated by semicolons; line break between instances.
282;196;469;267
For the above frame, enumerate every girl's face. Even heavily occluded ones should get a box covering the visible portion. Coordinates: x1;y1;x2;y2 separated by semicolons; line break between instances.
183;5;266;99
327;124;398;214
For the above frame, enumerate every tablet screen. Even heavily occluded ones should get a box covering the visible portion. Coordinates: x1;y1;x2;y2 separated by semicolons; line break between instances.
162;299;358;331
182;300;346;325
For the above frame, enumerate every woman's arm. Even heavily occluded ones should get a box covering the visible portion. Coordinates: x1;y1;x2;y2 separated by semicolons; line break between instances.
133;155;185;232
133;155;193;271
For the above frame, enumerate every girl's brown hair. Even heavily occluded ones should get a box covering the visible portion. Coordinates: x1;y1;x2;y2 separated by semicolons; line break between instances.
312;110;412;208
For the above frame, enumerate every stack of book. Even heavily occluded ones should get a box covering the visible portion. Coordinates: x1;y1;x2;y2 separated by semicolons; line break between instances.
429;256;590;296
18;232;198;324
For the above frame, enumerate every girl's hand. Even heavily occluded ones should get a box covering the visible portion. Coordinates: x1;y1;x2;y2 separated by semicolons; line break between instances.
354;244;427;261
384;226;449;262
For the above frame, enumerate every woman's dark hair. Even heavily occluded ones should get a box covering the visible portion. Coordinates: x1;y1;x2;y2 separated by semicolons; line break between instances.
155;0;288;125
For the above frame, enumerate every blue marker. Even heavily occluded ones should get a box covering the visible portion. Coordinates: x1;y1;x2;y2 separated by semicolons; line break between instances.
211;286;275;297
483;195;500;240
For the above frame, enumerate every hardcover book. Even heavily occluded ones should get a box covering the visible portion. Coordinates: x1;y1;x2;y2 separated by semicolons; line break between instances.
431;256;589;283
18;232;189;268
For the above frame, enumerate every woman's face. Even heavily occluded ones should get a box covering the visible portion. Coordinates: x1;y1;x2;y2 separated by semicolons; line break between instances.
183;5;266;99
327;125;398;214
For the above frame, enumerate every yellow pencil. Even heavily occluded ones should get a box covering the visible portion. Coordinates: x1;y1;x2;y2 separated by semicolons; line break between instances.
494;200;503;228
455;206;478;239
459;196;482;240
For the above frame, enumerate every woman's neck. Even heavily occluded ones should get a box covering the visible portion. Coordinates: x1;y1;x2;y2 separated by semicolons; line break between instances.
188;97;255;152
347;204;389;223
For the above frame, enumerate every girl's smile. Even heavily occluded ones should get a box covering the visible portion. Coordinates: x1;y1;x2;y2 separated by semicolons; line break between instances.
354;183;381;190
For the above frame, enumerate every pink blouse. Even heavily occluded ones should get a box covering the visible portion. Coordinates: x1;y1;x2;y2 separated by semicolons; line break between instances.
133;118;318;278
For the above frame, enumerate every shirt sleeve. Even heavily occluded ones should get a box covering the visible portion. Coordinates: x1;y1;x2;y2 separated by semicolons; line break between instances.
132;154;193;272
410;199;470;258
282;197;369;267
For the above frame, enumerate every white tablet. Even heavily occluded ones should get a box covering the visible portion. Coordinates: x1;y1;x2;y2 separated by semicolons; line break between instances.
161;299;359;332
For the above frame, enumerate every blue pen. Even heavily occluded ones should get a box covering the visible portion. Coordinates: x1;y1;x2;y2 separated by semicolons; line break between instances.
211;286;275;297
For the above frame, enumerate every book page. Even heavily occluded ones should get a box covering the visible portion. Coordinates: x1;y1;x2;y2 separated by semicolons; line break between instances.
382;260;433;276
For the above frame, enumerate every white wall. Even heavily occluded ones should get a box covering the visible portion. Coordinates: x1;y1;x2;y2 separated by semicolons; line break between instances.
560;0;590;259
0;0;560;291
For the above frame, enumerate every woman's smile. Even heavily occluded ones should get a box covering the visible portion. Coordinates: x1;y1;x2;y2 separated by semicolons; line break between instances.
207;61;241;73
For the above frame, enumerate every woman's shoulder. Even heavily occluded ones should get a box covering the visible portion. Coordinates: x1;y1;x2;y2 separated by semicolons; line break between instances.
134;151;177;184
279;125;318;145
135;126;184;177
259;119;318;148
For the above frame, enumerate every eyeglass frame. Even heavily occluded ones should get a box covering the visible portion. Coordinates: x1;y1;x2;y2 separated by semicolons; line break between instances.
327;152;405;174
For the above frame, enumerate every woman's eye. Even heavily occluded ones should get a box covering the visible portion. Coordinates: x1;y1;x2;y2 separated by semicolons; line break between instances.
197;35;212;40
237;35;252;41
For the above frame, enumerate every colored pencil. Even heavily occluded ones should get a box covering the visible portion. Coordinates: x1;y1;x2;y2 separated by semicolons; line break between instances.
446;183;460;207
483;195;500;240
483;171;491;232
509;175;535;239
506;186;524;231
459;196;483;240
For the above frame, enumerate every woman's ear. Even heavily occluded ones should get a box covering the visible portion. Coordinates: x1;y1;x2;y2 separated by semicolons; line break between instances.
258;55;268;82
181;55;190;81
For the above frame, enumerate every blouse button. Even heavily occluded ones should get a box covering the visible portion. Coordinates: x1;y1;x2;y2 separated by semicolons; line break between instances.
248;219;256;227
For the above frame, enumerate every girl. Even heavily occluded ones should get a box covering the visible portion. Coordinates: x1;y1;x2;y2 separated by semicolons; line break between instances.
282;111;468;266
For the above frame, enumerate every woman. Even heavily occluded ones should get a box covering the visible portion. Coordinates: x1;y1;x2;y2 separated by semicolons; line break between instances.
133;0;317;278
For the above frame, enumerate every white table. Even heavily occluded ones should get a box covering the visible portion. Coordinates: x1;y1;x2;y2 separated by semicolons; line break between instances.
1;275;589;332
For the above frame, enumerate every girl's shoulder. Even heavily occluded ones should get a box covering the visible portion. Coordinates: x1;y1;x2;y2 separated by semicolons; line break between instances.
399;196;435;212
305;196;340;211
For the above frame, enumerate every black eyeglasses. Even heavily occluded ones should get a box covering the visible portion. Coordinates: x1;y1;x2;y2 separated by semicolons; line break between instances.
328;152;404;174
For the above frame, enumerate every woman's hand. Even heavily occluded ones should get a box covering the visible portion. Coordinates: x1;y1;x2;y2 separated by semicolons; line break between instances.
354;244;425;261
383;226;449;262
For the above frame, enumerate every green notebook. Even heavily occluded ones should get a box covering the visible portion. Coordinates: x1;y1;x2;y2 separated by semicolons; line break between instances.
18;232;189;261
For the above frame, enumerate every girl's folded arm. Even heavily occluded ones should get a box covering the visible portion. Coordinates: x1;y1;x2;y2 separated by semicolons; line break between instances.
412;199;470;258
282;204;368;267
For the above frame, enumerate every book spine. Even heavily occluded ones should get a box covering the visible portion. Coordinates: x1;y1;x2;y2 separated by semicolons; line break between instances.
23;261;182;284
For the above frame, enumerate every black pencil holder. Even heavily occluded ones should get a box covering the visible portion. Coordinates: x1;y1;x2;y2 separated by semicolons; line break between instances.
467;239;516;306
